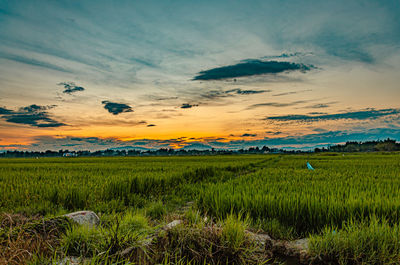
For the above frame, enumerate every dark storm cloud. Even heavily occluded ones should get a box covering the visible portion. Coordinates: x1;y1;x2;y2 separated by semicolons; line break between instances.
58;82;85;94
193;60;314;81
265;108;400;122
102;101;133;115
181;103;198;109
0;104;65;127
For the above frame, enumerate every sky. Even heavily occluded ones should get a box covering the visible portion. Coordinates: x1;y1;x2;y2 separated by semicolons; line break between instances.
0;0;400;151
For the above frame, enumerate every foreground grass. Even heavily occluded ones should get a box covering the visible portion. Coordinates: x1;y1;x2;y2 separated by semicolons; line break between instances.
1;211;269;265
309;216;400;264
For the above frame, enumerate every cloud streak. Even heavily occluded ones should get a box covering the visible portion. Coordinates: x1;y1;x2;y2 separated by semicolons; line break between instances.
193;60;314;81
247;100;310;109
306;102;337;109
272;89;312;97
226;88;269;95
262;52;313;59
0;52;73;73
265;108;400;122
200;88;270;101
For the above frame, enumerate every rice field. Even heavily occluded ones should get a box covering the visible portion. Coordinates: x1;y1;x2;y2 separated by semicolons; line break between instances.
1;152;400;264
0;156;264;215
197;153;400;236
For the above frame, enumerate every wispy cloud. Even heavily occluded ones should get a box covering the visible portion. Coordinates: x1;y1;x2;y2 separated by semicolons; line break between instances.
262;52;313;59
200;88;270;100
226;88;269;95
0;104;65;127
247;100;310;109
193;60;314;81
265;108;400;122
272;89;312;97
150;96;179;101
0;52;72;73
102;101;133;115
58;82;85;94
306;102;337;109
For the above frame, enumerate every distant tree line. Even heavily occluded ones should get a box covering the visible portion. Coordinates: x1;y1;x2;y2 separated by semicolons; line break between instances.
0;139;399;158
315;138;400;153
0;146;281;158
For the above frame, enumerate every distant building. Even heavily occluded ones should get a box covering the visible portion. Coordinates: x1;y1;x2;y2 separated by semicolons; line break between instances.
63;152;77;157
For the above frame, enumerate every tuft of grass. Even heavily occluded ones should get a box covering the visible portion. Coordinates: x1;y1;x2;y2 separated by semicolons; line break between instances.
309;216;400;264
146;201;166;220
61;225;105;257
154;213;265;265
119;211;149;235
220;213;249;251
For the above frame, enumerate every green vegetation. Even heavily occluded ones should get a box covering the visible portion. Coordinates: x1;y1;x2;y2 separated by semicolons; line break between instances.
62;225;106;257
1;153;400;264
197;153;400;236
220;213;249;251
309;217;400;264
0;156;263;215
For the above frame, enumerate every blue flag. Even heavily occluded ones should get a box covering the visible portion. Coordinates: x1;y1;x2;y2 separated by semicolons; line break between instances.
307;162;314;170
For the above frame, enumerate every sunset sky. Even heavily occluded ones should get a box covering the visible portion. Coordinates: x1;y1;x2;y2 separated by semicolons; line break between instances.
0;0;399;151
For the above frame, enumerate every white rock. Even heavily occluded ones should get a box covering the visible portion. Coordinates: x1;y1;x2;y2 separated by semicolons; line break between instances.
163;220;182;230
64;211;100;226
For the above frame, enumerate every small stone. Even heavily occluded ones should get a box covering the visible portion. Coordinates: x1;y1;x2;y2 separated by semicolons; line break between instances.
64;211;100;226
163;220;182;230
